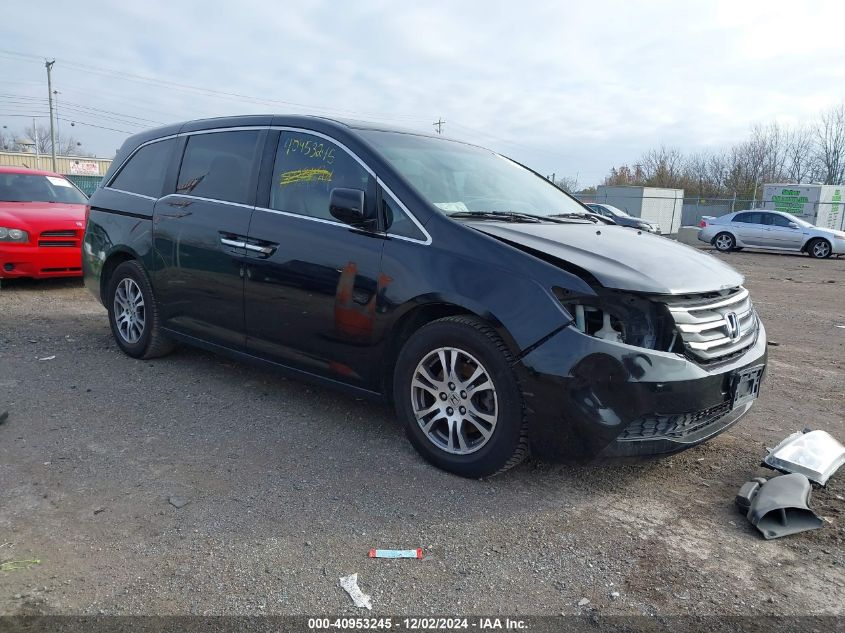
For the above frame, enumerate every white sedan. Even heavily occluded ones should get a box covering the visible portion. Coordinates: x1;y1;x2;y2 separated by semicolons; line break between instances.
698;209;845;258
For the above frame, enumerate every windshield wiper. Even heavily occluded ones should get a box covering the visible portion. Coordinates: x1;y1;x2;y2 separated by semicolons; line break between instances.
548;212;604;223
449;211;570;224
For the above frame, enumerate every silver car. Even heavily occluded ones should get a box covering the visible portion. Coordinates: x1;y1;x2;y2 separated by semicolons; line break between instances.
698;209;845;258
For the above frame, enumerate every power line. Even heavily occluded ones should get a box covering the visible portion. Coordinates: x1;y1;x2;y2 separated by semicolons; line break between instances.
0;49;434;124
0;94;161;126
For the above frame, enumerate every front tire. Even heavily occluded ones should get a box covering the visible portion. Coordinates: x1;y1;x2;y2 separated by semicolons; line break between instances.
106;260;175;359
393;316;529;478
713;232;736;252
807;238;832;259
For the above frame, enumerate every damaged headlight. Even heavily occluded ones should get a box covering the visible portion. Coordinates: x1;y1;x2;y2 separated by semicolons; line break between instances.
764;430;845;486
553;287;677;352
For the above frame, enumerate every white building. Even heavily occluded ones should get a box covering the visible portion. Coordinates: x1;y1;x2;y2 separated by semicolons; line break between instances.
761;183;844;231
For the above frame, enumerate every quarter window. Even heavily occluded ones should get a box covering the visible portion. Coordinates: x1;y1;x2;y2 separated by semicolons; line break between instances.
270;132;371;221
110;138;175;198
383;195;426;241
176;130;261;204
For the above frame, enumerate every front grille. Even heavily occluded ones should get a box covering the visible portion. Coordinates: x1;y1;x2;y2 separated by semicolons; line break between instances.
619;401;733;441
40;230;77;237
38;229;81;249
660;287;758;362
38;240;77;247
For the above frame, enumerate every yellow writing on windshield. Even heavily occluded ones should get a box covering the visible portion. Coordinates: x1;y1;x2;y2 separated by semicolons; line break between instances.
279;168;333;187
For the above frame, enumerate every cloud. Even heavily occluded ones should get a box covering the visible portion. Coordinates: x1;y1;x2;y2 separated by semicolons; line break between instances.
2;0;843;185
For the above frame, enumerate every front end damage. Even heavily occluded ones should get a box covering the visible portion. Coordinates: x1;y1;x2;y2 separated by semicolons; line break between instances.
517;285;767;460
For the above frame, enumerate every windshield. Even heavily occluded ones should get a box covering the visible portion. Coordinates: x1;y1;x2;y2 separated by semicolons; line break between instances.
361;131;589;219
0;173;87;204
601;204;630;218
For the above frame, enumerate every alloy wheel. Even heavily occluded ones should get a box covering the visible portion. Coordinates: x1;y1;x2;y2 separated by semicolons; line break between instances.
812;240;831;258
715;234;733;251
410;347;498;455
113;278;146;344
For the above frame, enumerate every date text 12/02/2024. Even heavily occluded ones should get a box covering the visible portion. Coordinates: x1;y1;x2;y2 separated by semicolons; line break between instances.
307;618;528;630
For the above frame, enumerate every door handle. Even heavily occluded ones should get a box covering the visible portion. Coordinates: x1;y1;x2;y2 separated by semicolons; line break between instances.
220;237;247;248
244;243;277;256
167;200;193;208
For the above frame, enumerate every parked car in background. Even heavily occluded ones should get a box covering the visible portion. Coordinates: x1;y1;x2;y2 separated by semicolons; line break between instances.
698;210;845;258
586;203;661;233
83;115;766;478
0;166;88;279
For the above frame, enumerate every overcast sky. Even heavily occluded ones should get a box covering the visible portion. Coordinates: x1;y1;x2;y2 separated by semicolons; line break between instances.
2;1;844;186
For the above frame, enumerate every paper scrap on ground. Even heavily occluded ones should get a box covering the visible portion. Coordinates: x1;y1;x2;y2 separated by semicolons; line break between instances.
369;548;423;559
38;356;56;361
339;573;372;610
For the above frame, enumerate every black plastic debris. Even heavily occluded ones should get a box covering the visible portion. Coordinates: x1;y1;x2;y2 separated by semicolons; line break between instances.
736;473;823;540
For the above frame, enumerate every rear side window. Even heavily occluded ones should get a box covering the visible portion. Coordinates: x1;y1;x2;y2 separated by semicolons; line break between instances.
270;132;371;221
734;212;762;224
110;138;175;198
176;130;262;204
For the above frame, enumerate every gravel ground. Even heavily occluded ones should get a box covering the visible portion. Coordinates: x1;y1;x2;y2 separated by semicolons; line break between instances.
0;248;843;617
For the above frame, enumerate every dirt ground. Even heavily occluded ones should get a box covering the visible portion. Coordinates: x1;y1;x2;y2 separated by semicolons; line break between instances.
1;247;843;617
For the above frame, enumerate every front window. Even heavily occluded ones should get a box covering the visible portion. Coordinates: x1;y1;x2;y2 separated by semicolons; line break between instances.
270;131;372;221
0;173;87;204
360;131;588;219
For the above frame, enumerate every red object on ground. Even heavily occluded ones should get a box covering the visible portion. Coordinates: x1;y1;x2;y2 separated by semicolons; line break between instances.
0;166;88;279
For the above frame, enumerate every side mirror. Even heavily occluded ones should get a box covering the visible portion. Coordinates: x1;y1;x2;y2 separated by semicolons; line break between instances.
788;222;799;229
329;188;367;227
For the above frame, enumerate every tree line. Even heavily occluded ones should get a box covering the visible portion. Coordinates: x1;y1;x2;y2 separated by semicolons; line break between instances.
0;123;86;157
599;102;845;200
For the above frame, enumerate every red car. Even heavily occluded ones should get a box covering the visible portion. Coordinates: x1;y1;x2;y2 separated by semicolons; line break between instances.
0;166;89;279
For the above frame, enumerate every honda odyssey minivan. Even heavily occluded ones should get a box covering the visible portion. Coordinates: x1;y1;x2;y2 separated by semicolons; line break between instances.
83;115;767;477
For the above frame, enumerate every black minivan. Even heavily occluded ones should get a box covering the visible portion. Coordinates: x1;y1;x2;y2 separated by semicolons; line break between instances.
83;115;767;477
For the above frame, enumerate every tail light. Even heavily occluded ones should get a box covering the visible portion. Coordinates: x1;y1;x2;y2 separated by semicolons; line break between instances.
699;219;707;228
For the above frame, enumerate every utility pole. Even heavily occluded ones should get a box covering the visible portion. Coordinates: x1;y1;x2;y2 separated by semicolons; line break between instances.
46;59;57;172
33;117;41;170
433;118;445;134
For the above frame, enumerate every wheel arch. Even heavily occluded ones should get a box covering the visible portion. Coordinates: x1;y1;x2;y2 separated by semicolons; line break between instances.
801;235;830;252
380;298;519;400
99;248;142;304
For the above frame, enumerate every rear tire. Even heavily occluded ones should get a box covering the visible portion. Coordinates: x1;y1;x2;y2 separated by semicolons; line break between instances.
807;238;832;259
106;260;175;359
713;232;735;252
393;315;529;478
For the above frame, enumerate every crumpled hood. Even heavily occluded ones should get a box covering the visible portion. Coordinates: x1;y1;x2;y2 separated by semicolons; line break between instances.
468;221;744;294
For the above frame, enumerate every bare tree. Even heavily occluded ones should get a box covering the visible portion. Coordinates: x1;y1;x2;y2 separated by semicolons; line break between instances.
19;123;82;156
0;128;15;151
813;102;845;185
784;126;815;183
641;146;683;187
554;175;579;193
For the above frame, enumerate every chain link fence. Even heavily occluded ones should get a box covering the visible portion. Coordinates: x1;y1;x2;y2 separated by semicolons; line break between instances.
66;174;103;196
573;194;843;230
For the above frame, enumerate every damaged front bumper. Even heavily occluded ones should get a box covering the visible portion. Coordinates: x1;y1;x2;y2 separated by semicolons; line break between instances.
518;319;767;460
